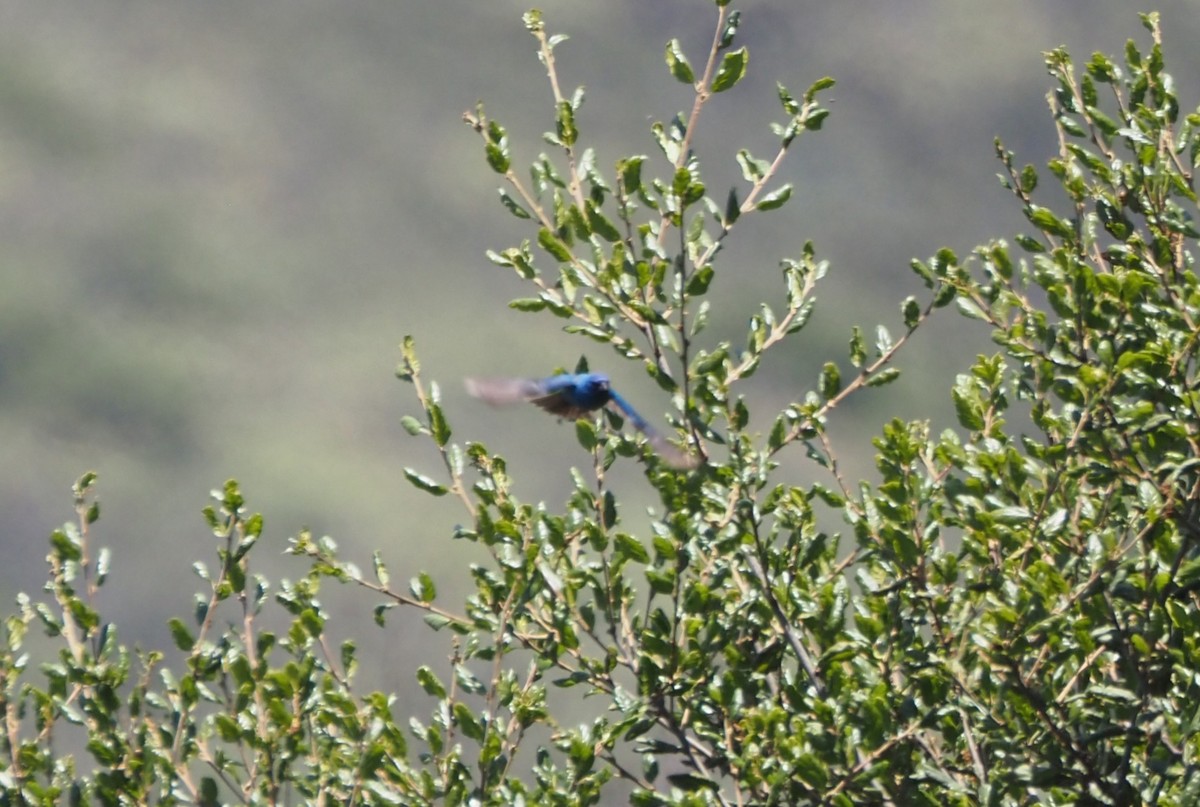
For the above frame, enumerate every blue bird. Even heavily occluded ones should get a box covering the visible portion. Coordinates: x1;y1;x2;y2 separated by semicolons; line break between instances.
466;372;698;468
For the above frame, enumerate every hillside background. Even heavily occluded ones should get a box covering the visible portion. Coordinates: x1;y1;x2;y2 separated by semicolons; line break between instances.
2;0;1198;702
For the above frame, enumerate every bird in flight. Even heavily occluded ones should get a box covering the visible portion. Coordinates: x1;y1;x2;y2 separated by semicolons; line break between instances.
465;372;698;469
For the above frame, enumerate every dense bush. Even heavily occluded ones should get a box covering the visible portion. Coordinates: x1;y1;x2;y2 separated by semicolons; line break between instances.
2;6;1198;805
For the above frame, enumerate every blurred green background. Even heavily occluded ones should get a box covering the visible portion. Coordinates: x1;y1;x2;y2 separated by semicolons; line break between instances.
2;0;1197;699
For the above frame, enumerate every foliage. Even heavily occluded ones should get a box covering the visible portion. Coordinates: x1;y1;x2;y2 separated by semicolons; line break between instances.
2;7;1199;806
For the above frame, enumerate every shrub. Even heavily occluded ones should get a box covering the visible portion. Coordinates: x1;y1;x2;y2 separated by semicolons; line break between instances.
3;8;1198;806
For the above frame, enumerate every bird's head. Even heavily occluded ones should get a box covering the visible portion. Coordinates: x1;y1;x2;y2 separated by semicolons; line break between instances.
580;373;610;396
562;372;613;411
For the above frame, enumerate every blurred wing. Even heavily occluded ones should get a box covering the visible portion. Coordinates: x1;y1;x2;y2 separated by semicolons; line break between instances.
605;389;651;432
532;374;607;419
464;377;548;405
530;390;591;420
466;375;593;420
644;433;701;470
607;390;700;469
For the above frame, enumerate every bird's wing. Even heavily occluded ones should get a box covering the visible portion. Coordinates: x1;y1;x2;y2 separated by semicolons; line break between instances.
607;390;699;469
466;375;593;420
464;377;548;405
605;389;652;432
529;390;591;420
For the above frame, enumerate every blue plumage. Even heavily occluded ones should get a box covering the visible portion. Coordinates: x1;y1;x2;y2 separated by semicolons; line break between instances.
465;372;696;468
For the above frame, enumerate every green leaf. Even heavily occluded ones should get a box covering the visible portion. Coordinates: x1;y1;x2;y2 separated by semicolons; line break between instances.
554;670;591;688
849;326;866;367
485;142;509;174
499;191;530;219
485;121;510;174
49;528;80;561
509;298;547;312
875;324;894;355
397;334;419;381
602;490;618;527
374;603;393;627
416;666;447;698
992;506;1032;524
76;471;99;493
736;150;769;182
768;415;788;452
711;47;748;93
214;714;241;743
723;187;741;226
168;618;195;651
575;418;598;450
410;572;436;602
667;773;719;792
795;753;829;788
666;39;695;84
454;664;486;695
404;468;448;497
955;297;989;322
556;100;577;147
614;533;650;564
777;82;800;115
487;247;538;280
952;385;984;431
806;76;836;97
585;202;621;242
1019;164;1038;194
428;403;450;447
820;362;841;399
96;546;110;585
453;703;485;742
299;607;324;638
933;281;958;307
1027;205;1075;238
618;156;645;194
718;9;740;46
537;228;574;262
755;184;792;211
686;265;714;295
372;552;390;586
